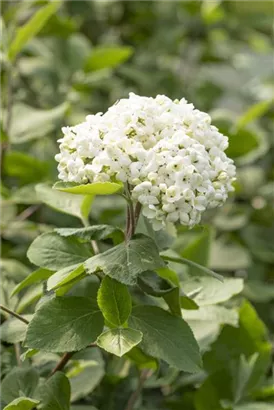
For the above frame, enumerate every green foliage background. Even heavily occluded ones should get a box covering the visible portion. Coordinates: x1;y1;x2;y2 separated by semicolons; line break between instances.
1;1;274;410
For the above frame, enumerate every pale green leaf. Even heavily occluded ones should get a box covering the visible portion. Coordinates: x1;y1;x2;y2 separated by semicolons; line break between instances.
24;296;104;352
236;99;273;129
129;305;202;373
3;397;39;410
53;181;123;195
1;315;32;343
11;268;53;296
97;276;131;326
97;328;143;357
36;183;93;221
85;234;165;285
27;232;92;271
47;263;85;291
8;1;62;61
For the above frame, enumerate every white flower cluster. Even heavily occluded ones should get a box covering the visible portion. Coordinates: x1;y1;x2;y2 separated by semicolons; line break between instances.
56;93;236;230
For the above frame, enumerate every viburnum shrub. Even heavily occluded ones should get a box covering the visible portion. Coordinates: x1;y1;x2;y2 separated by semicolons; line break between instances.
2;94;237;408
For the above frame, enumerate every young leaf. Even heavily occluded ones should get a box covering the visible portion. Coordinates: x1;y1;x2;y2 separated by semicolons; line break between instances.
85;234;165;285
1;367;39;404
11;268;53;296
97;276;132;326
3;397;40;410
97;328;142;357
84;46;133;71
24;296;104;352
27;233;92;271
129;305;202;373
8;1;62;61
36;183;93;222
55;225;124;243
35;372;70;410
47;264;85;291
53;181;123;195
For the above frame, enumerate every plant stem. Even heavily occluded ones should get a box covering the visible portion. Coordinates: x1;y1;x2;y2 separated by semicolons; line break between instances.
14;343;21;366
0;304;29;324
124;369;153;410
49;352;75;378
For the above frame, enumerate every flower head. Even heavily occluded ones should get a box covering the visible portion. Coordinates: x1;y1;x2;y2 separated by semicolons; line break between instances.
56;93;236;230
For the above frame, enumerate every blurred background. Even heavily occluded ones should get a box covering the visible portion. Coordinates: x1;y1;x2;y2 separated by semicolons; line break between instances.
1;1;274;409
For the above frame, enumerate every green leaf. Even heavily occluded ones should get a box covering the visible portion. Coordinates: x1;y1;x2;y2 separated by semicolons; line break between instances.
10;103;68;144
11;268;53;296
236;99;273;129
129;305;202;373
67;349;104;402
55;225;124;243
27;232;92;271
3;397;40;410
1;367;39;404
4;152;49;183
210;239;251;271
97;276;132;326
36;183;93;221
138;269;182;316
85;234;165;285
24;296;104;352
97;328;143;357
181;277;244;306
1;315;32;343
8;1;62;61
47;264;85;291
161;254;223;281
36;372;70;410
84;46;133;71
53;181;123;195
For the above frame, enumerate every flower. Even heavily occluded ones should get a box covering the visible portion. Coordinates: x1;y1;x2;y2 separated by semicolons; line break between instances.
56;93;236;230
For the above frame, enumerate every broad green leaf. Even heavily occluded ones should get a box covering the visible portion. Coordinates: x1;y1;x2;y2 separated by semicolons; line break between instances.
36;183;93;221
161;254;223;281
84;46;133;71
1;367;39;404
24;296;104;352
210;239;251;271
10;103;68;144
3;397;39;410
55;225;124;243
97;276;131;326
53;181;123;195
1;315;32;343
47;264;85;291
129;305;202;373
36;372;70;410
4;151;49;183
67;349;104;402
97;328;143;357
8;1;62;61
236;99;273;129
11;268;53;296
27;232;92;271
181;277;244;306
85;234;165;285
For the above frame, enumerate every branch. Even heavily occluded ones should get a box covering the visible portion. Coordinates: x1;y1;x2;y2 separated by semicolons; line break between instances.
48;352;74;378
124;369;153;410
0;304;29;325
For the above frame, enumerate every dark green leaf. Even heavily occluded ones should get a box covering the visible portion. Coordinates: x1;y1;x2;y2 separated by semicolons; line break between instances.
129;305;202;373
85;235;165;285
27;233;92;271
55;225;123;243
24;296;104;352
